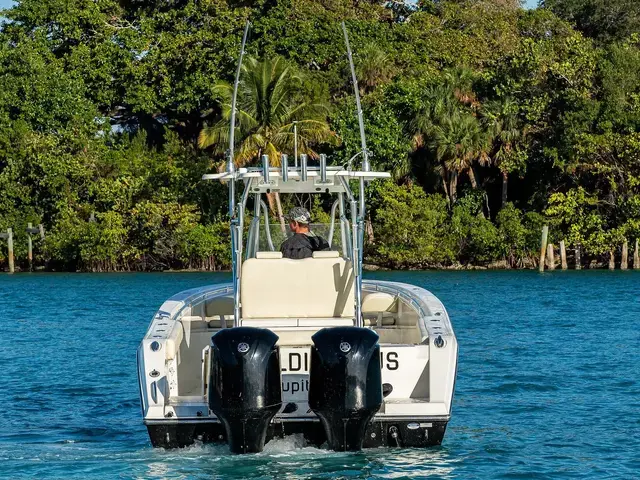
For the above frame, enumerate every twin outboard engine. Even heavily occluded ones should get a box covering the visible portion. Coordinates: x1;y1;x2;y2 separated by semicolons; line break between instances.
308;327;383;451
208;327;282;453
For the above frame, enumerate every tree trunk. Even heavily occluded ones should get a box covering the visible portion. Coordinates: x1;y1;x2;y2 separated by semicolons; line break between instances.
501;170;508;208
274;192;287;234
366;215;374;244
468;166;478;189
449;171;458;204
441;172;450;206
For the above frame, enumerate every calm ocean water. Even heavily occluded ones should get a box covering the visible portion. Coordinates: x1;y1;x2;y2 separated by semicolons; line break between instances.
0;271;638;479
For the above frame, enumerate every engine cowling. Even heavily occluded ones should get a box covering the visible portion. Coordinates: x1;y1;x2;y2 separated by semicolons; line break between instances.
308;327;382;451
208;327;282;453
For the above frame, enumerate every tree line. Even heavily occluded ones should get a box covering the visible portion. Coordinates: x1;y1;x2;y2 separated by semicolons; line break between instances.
0;0;639;271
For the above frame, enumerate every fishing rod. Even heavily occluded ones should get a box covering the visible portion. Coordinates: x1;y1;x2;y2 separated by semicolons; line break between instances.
228;20;251;218
229;20;251;326
341;21;371;327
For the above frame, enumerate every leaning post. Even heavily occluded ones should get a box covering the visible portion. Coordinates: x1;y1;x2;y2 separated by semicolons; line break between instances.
621;241;628;271
559;240;568;270
575;245;582;270
539;225;549;272
547;243;555;270
634;239;640;270
609;250;615;270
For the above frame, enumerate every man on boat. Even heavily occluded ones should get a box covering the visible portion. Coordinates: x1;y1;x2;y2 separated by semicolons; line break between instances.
280;207;330;259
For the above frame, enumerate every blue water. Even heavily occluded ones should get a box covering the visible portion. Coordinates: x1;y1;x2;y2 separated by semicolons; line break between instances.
0;271;638;479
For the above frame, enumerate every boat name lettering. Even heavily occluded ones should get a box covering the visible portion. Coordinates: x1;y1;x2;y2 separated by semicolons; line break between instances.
280;351;400;371
384;351;399;371
282;377;309;394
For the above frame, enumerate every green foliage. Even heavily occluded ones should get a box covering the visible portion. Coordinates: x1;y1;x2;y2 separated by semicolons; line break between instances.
449;192;500;263
543;0;640;43
369;182;455;267
1;0;640;271
198;55;335;166
545;187;609;254
331;97;412;178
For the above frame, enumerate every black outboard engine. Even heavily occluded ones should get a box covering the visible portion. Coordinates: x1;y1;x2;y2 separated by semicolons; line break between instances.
208;327;282;453
308;327;382;451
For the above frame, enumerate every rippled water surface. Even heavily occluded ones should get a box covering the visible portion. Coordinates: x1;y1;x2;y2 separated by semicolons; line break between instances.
0;271;638;479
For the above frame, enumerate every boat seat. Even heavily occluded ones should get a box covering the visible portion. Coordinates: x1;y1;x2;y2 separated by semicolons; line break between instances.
241;256;354;319
256;251;283;259
181;315;233;329
312;250;340;258
165;322;184;361
242;318;354;328
205;295;234;317
362;292;398;327
206;315;233;328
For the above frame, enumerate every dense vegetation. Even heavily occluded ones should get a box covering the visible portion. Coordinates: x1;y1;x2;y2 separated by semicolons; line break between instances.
0;0;639;271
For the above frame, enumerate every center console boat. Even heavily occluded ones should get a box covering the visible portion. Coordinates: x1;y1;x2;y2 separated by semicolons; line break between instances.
136;22;458;454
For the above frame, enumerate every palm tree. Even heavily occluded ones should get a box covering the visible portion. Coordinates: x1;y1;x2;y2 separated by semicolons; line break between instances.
199;56;337;227
355;43;396;94
442;66;478;108
430;110;489;205
482;97;526;209
410;80;488;205
199;56;336;167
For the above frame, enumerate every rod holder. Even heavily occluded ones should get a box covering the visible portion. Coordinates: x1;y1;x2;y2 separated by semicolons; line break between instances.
281;154;289;182
320;154;327;183
294;123;298;167
262;155;270;184
300;154;308;181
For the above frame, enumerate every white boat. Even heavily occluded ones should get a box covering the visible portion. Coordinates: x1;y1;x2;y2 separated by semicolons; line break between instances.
136;22;458;453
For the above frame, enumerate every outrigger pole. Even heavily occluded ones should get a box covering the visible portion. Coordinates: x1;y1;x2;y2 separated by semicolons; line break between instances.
229;20;251;326
341;21;369;327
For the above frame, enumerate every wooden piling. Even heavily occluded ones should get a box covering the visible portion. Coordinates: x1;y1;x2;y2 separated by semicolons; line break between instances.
539;225;549;272
634;239;640;270
609;250;615;270
559;240;568;270
7;228;14;274
575;245;582;270
547;243;555;270
27;222;33;272
621;241;628;271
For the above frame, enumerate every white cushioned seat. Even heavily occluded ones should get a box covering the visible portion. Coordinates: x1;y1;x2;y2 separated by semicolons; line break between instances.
312;250;340;258
256;251;283;259
362;292;398;313
205;295;235;317
165;323;184;360
362;292;398;327
241;257;354;319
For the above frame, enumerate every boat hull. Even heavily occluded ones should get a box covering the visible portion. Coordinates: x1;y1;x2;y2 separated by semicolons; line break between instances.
146;418;448;449
138;280;457;452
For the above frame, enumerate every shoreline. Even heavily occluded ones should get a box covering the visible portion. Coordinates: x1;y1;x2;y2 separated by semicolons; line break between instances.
2;262;635;274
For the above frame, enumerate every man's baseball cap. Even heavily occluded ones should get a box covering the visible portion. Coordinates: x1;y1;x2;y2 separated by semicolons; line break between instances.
287;207;311;224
